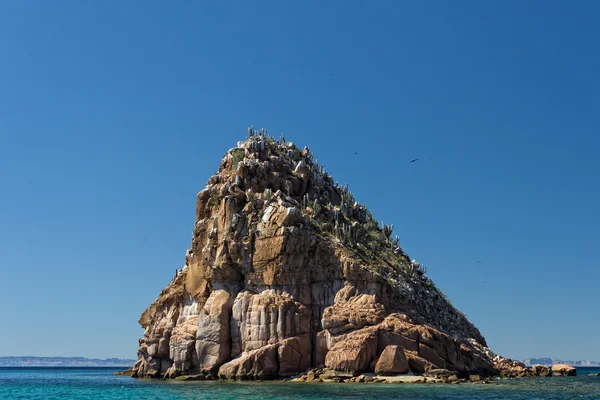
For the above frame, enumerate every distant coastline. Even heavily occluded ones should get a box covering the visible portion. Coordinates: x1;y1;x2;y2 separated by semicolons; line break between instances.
0;357;135;367
5;356;595;369
523;358;600;367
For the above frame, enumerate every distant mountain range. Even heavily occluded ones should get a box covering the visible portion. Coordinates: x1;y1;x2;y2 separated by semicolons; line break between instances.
523;358;600;367
0;357;135;367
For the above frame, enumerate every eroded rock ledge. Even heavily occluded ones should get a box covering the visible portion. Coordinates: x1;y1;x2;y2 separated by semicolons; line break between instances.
125;128;528;381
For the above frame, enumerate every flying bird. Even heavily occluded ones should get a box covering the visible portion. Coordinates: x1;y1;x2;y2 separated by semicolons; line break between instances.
477;261;483;264
354;152;359;155
409;158;419;164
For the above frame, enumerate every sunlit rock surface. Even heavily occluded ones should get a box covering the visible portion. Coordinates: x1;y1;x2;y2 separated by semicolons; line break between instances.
128;128;519;380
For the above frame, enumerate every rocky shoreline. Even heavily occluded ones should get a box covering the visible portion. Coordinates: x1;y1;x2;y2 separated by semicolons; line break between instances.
117;363;578;384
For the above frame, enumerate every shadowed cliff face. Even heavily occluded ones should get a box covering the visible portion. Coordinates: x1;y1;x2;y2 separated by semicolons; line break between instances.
129;130;510;379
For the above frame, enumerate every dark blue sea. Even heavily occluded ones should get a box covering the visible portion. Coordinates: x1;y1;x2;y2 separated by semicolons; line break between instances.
1;367;599;399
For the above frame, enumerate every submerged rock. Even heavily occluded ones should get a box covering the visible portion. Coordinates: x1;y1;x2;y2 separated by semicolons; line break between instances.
174;374;206;381
126;129;523;380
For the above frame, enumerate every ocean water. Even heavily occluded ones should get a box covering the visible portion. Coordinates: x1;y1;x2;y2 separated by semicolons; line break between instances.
1;367;600;399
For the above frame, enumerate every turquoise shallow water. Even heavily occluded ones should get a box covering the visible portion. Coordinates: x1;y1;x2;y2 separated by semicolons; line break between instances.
1;367;600;399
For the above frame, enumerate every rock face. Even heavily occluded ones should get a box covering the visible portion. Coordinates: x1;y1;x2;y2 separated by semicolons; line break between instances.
531;364;551;377
375;345;409;375
552;364;577;376
128;129;518;380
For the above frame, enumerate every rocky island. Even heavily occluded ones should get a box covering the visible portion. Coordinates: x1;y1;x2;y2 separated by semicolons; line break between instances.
124;129;551;382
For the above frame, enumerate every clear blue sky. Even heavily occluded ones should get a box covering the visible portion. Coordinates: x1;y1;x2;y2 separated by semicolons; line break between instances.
1;1;598;361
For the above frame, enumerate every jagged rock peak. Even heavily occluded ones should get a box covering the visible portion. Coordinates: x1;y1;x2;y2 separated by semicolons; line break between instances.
198;131;405;267
128;127;514;381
